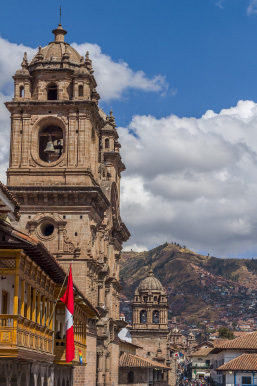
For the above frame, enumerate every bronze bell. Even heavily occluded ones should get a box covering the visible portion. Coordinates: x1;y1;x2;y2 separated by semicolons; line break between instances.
44;135;55;154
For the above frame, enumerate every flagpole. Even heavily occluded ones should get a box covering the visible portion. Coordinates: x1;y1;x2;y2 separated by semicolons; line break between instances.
48;264;71;328
41;264;71;349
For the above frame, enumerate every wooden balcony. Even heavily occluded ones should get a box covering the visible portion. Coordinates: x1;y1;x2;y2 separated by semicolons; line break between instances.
54;339;87;365
0;314;54;361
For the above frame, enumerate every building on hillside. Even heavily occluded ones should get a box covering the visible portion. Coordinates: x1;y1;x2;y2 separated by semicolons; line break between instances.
210;331;257;386
4;22;130;385
190;347;212;381
130;269;175;385
0;184;99;385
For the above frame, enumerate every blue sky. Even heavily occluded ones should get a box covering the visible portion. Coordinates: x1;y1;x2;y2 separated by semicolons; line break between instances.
1;0;257;124
2;0;257;258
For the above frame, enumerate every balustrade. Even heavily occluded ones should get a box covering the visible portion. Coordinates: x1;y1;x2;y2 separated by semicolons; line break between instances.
54;338;87;364
0;314;53;356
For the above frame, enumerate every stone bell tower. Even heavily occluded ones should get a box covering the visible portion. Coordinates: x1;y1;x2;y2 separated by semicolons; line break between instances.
6;23;130;386
131;269;173;383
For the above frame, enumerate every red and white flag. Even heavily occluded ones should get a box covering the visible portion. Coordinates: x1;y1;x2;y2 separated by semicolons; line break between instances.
60;265;75;363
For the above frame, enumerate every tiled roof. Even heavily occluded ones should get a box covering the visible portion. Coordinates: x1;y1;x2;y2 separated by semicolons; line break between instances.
119;353;169;369
211;331;257;352
217;353;257;371
191;347;213;357
213;339;230;347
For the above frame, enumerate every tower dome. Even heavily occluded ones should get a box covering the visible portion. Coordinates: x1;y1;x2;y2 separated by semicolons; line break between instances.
136;269;165;292
28;24;82;70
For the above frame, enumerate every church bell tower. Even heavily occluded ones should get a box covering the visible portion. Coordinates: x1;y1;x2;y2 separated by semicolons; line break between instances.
6;24;130;386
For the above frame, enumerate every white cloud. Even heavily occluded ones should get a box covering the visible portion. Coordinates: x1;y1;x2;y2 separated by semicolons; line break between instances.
215;1;224;9
0;37;36;94
119;100;257;258
72;43;168;101
247;0;257;15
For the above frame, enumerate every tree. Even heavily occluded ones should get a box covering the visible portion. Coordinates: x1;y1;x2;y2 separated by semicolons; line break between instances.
218;327;235;340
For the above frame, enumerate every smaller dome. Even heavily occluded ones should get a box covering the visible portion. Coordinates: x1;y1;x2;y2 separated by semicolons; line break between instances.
15;68;30;77
137;269;164;292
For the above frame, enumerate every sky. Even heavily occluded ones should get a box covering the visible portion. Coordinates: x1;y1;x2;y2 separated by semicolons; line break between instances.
1;0;257;258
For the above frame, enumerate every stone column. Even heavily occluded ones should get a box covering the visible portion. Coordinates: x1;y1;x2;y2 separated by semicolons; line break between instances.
10;114;22;168
97;352;104;386
68;112;77;167
21;114;31;167
105;352;110;385
98;283;105;308
78;114;87;167
58;226;65;252
24;80;31;99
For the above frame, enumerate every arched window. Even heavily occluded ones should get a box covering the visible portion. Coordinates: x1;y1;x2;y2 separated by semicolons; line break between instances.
128;371;134;384
47;83;58;100
153;310;159;324
105;138;109;148
78;85;83;97
19;85;24;97
39;125;63;163
140;310;147;324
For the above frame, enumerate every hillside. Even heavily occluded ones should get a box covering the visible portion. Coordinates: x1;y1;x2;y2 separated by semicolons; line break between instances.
120;243;257;326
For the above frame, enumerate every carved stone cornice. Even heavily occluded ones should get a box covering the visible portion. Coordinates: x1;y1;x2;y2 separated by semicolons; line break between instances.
8;186;110;219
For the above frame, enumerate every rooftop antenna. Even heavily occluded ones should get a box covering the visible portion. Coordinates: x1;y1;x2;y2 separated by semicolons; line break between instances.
59;5;62;24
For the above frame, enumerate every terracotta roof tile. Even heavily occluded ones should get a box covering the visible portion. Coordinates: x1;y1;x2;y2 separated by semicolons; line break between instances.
217;353;257;371
213;331;257;351
191;348;213;357
119;353;169;369
213;339;229;347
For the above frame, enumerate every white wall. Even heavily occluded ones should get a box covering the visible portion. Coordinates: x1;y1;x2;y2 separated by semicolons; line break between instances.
211;350;243;385
0;276;14;313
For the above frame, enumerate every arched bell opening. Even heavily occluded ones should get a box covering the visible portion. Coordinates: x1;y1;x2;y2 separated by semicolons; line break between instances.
47;83;58;100
39;125;63;163
19;85;24;97
78;85;83;97
140;310;147;324
153;310;159;324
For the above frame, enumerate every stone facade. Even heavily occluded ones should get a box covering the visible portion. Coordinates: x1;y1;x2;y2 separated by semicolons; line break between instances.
6;23;130;386
130;270;175;385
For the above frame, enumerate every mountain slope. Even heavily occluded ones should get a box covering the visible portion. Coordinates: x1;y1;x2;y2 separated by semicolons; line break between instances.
120;243;257;325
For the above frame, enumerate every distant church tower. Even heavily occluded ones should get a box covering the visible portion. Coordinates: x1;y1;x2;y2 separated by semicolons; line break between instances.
131;269;174;383
6;23;130;386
